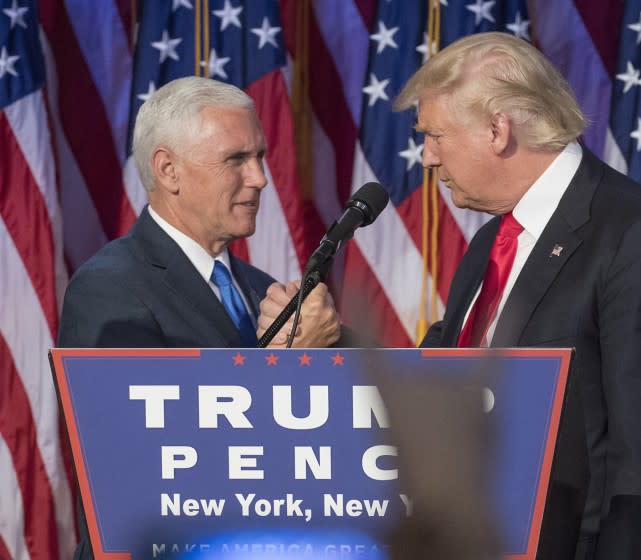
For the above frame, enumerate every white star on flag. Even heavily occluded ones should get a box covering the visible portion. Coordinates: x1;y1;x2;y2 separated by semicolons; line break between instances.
630;118;641;151
616;61;640;94
441;0;449;5
416;33;438;63
0;46;20;79
137;81;157;102
251;17;281;49
506;11;530;41
2;0;29;29
466;0;495;26
213;0;243;31
172;0;193;12
362;73;390;107
399;138;424;171
628;11;641;45
151;30;182;63
370;21;399;54
201;48;231;79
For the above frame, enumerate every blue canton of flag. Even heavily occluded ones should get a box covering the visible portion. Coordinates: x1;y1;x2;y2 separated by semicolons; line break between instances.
128;0;285;152
611;0;641;180
360;0;530;208
0;0;43;110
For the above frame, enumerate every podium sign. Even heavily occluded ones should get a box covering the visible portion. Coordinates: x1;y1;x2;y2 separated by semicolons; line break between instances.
50;348;571;560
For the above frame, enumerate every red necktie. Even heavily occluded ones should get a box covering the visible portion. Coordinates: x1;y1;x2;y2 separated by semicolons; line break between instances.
457;212;524;348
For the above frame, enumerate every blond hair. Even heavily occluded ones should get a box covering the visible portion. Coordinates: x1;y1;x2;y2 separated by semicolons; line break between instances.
395;32;586;150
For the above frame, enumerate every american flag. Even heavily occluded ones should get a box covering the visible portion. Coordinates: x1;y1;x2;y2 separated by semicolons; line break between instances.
2;0;641;558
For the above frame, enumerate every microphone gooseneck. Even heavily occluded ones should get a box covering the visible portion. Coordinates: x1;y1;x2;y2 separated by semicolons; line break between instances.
257;182;389;348
303;182;390;275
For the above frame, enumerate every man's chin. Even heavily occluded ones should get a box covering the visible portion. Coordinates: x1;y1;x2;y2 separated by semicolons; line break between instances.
450;192;471;210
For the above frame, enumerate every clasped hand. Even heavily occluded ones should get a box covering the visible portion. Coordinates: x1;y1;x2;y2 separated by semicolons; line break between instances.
257;281;341;348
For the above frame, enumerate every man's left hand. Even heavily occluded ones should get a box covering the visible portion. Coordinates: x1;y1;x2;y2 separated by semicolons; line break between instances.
257;281;341;348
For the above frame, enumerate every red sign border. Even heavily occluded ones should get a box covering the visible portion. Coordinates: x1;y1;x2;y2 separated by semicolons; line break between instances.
51;347;571;560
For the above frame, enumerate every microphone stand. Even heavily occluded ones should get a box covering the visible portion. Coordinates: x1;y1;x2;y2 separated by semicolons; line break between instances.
257;263;330;348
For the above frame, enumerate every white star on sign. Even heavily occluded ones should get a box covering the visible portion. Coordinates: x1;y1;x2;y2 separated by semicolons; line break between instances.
172;0;193;11
628;11;641;45
151;30;182;63
506;11;530;41
362;73;390;107
213;0;243;31
201;48;231;79
370;21;399;54
251;17;281;49
466;0;495;26
2;0;29;29
137;81;156;102
399;138;424;171
0;46;19;79
616;61;640;94
630;118;641;151
416;33;438;63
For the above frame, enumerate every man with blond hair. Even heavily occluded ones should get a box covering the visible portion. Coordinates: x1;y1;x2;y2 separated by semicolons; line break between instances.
397;32;641;559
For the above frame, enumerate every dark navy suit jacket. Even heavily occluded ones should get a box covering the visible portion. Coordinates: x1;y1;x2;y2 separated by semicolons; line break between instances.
422;149;641;560
58;207;276;559
58;206;275;349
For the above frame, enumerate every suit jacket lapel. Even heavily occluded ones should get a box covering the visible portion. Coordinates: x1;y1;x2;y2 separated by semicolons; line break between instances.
492;148;602;347
229;253;263;319
132;207;242;346
442;218;499;345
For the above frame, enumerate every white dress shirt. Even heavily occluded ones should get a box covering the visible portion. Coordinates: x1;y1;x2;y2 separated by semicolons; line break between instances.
147;206;256;323
464;141;583;345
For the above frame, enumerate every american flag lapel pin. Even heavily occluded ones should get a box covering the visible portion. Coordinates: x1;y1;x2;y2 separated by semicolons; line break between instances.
550;244;564;257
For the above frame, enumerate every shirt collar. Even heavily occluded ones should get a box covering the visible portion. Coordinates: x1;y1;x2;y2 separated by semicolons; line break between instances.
147;205;231;283
512;141;583;240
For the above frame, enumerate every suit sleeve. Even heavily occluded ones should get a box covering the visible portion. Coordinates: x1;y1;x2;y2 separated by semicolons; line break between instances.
57;269;166;348
596;219;641;559
420;321;444;348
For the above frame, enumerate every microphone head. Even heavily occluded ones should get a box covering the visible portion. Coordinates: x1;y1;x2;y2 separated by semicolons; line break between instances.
349;182;390;225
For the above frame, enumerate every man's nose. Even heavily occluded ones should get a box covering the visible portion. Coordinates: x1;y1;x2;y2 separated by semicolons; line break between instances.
247;158;268;189
422;144;440;168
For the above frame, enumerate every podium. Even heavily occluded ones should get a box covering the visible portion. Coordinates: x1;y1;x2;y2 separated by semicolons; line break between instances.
50;348;571;560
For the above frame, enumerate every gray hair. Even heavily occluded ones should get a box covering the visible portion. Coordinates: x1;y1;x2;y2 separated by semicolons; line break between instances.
133;77;254;191
395;32;586;151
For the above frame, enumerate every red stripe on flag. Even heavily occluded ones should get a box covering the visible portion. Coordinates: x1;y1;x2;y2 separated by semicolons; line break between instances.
280;2;358;206
570;1;623;75
395;188;468;304
229;238;250;263
0;334;61;560
353;0;377;31
246;71;310;267
0;112;58;337
39;0;136;240
340;245;413;347
0;535;11;560
114;0;134;50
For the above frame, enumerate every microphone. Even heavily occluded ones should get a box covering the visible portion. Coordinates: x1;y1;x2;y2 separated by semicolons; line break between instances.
304;182;389;274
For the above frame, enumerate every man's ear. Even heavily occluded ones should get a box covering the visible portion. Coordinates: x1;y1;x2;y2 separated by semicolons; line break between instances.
151;147;179;194
489;112;511;155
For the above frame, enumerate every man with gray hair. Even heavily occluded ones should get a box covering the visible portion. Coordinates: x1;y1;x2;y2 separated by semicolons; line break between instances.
397;32;641;559
59;76;345;559
59;76;341;351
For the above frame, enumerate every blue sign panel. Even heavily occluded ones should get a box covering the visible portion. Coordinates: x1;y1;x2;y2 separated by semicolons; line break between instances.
50;348;570;560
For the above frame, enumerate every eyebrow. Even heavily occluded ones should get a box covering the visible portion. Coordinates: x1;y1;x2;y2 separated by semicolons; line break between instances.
414;122;442;135
225;147;267;160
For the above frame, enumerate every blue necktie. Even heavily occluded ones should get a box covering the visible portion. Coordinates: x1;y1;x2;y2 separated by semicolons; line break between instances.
211;261;258;347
